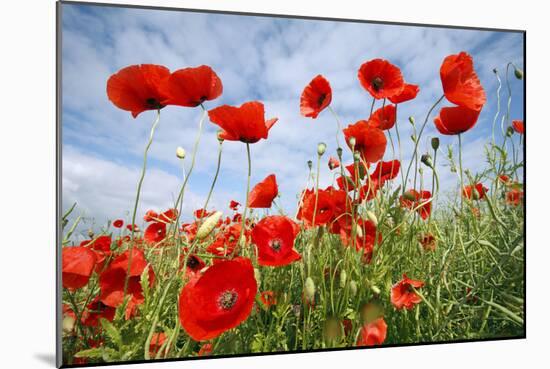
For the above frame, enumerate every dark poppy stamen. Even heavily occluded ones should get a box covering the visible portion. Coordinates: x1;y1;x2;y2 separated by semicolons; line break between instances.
218;290;238;310
269;239;282;252
145;97;163;109
372;77;384;92
187;256;199;270
317;94;326;106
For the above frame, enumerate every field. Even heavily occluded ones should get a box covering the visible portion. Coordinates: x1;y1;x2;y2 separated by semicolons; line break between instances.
61;53;525;365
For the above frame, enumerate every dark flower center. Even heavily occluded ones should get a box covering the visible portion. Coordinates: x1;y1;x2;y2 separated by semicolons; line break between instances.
145;97;163;109
371;77;384;92
269;239;282;252
218;290;238;311
317;94;326;106
187;256;199;270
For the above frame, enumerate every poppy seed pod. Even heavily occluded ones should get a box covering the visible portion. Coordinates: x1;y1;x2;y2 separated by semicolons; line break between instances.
421;154;434;169
408;116;415;125
431;137;440;151
304;277;316;301
317;142;327;156
514;67;523;80
196;211;222;240
87;229;94;238
350;280;358;297
506;126;514;137
353;151;361;162
366;210;378;226
349;137;357;149
493;68;498;74
336;147;343;158
176;146;186;159
307;160;313;170
339;270;347;288
216;131;225;143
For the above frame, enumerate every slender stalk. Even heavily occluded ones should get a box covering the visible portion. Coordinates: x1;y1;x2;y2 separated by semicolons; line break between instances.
239;143;252;247
201;140;224;219
458;134;464;211
328;106;342;150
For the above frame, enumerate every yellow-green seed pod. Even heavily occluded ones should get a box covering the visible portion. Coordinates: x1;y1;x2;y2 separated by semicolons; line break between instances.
409;116;415;125
421;154;434;169
431;137;440;151
353;151;361;162
349;137;356;149
514;67;523;80
339;270;347;289
366;210;378;226
196;211;222;240
304;277;316;301
350;280;358;297
176;146;186;159
317;142;327;156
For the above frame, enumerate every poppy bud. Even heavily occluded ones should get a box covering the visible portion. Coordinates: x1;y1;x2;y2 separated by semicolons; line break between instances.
307;160;313;170
410;135;417;143
431;137;440;151
493;68;498;74
353;151;361;162
336;147;343;158
506;126;514;137
62;315;75;334
514;67;523;80
317;142;327;156
409;116;415;125
304;277;316;302
87;229;94;238
349;137;356;149
366;210;378;226
176;146;186;159
339;270;347;288
472;188;480;200
421;154;434;169
403;191;416;201
371;285;381;295
216;131;225;143
350;280;358;297
196;211;222;240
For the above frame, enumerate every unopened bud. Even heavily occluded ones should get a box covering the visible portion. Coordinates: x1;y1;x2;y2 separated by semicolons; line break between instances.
304;277;316;301
411;135;417;143
62;315;75;334
87;229;94;238
421;154;434;169
431;137;440;151
349;280;358;297
506;126;514;137
371;285;381;295
196;211;222;240
409;116;415;125
349;137;356;148
176;146;186;159
514;67;523;80
216;131;225;143
339;270;347;289
366;210;378;226
336;147;343;158
353;151;361;162
493;68;498;74
307;160;313;170
472;188;480;200
317;142;327;156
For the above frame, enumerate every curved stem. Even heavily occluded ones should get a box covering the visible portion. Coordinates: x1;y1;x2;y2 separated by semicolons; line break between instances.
201;140;224;218
328;106;342;150
491;70;502;147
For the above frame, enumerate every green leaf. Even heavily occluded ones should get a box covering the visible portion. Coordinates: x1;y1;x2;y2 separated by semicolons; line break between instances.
74;348;104;359
100;318;122;348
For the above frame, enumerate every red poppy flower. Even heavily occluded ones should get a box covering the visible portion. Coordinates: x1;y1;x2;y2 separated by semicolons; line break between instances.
198;343;213;356
194;208;212;219
358;178;381;202
208;101;278;143
400;190;432;220
419;233;436;252
179;251;206;277
512;120;524;134
358;59;405;99
81;235;112;271
498;174;511;184
62;246;97;290
229;200;241;211
99;249;155;310
434;105;481;135
298;186;349;228
356;318;387;346
252;215;301;267
113;219;124;228
144;210;159;222
462;183;488;200
391;274;425;310
144;221;167;245
158;208;178;223
81;298;116;327
370;160;400;184
300;74;332;118
178;257;257;341
338;218;381;263
368;105;397;130
506;189;524;206
126;224;139;232
160;65;222;107
343;120;387;163
107;64;170;118
206;223;245;257
248;174;278;208
260;291;277;308
149;332;167;357
388;83;420;104
328;156;340;170
440;52;486;111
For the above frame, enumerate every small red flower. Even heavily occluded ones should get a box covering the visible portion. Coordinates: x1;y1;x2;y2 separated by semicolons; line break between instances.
107;64;170;118
208;101;278;143
252;215;301;267
356;317;387;346
419;233;436;252
434;105;481;135
498;174;511;184
160;65;222;107
198;343;213;356
194;208;212;219
400;190;432;220
358;59;405;99
300;74;332;118
368;105;397;130
440;52;486;112
81;298;116;327
248;174;278;208
113;219;124;228
343;120;387;163
512;120;524;134
144;221;167;245
462;183;488;200
62;246;97;290
388;83;420;104
506;189;524;206
158;208;178;223
391;274;425;310
149;332;167;357
126;224;139;232
206;223;244;257
229;200;241;211
328;156;340;170
144;210;159;222
178;257;257;341
260;291;277;308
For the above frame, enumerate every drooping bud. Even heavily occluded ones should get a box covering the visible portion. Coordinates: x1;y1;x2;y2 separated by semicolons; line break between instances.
317;142;327;156
514;67;523;80
349;280;358;297
431;137;440;151
176;146;186;159
339;270;347;288
304;277;316;302
366;210;378;226
506;126;514;137
421;154;434;169
336;147;343;158
307;160;313;170
408;116;415;125
196;211;222;240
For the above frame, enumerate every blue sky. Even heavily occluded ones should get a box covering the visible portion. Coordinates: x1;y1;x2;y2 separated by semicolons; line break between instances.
61;3;524;238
